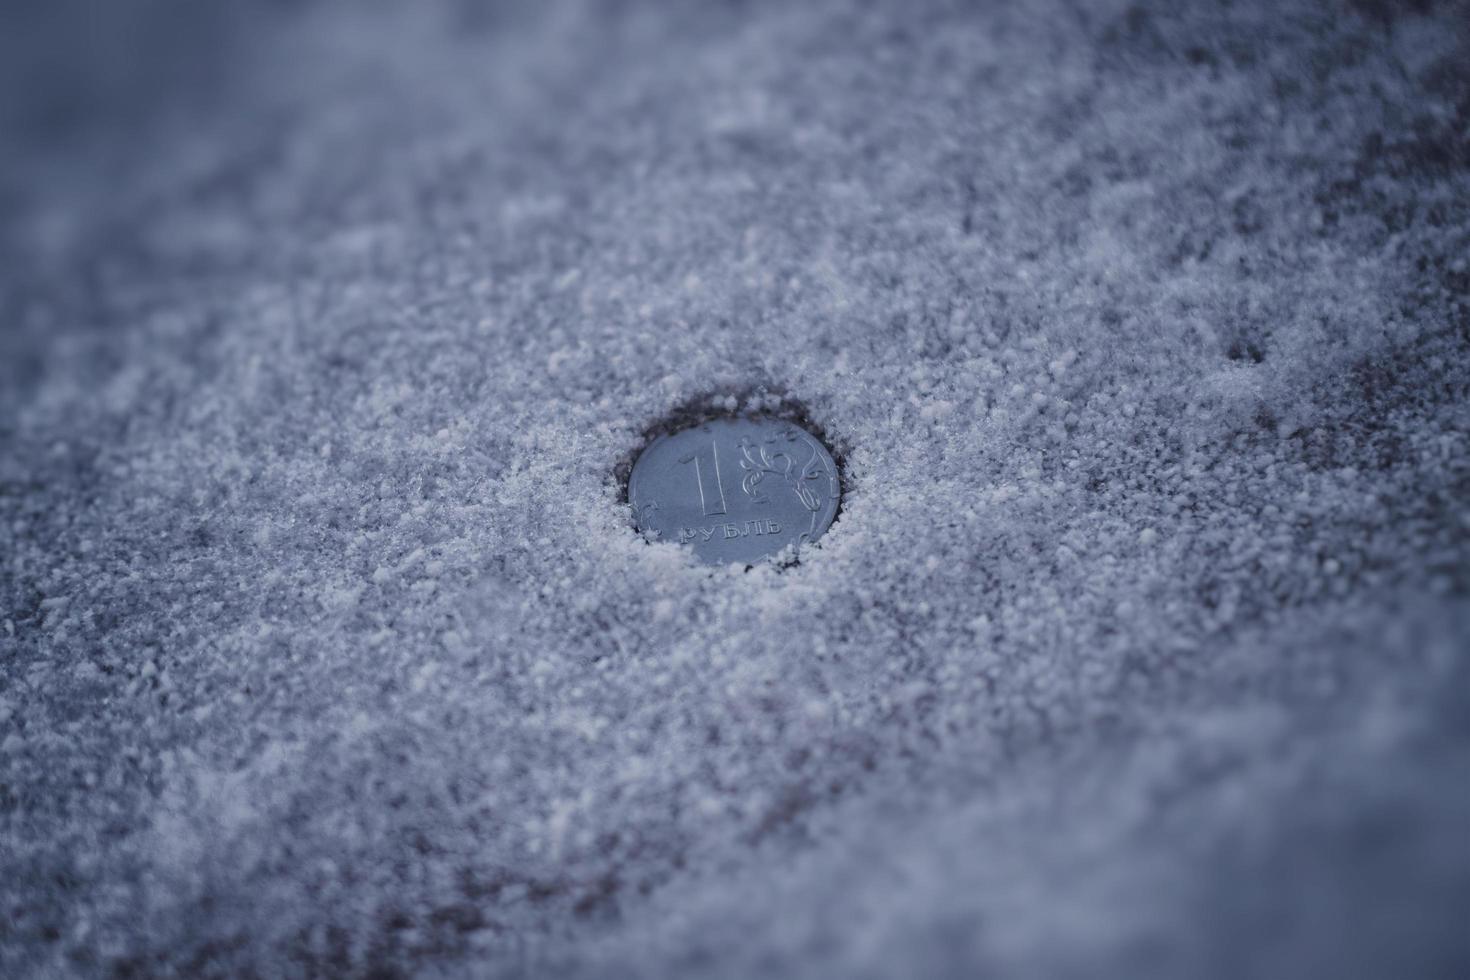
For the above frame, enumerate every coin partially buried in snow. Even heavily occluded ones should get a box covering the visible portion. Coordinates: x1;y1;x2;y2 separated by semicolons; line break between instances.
629;417;840;564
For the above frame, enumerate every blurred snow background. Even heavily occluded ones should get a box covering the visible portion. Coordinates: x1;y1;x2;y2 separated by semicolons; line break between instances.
2;0;1468;976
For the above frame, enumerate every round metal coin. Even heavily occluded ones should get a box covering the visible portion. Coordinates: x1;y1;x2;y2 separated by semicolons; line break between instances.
628;417;840;564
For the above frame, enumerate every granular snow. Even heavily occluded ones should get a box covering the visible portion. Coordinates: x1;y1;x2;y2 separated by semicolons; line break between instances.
1;1;1468;977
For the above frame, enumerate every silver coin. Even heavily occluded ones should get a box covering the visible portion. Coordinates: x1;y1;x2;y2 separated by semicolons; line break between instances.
629;417;841;564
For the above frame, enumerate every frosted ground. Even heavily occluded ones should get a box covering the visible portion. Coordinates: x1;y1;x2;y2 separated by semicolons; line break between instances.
2;0;1468;976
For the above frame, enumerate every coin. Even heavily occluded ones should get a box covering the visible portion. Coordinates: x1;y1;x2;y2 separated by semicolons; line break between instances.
628;417;841;564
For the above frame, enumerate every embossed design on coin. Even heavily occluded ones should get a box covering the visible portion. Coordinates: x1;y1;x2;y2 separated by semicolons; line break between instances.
629;417;840;564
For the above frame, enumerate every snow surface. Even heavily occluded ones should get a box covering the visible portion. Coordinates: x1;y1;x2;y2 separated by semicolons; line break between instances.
2;0;1469;976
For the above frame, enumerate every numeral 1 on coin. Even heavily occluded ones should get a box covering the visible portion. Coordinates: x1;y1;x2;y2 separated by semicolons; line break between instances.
678;440;728;516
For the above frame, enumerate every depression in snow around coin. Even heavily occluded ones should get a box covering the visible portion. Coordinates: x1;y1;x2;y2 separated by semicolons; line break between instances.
629;417;840;564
